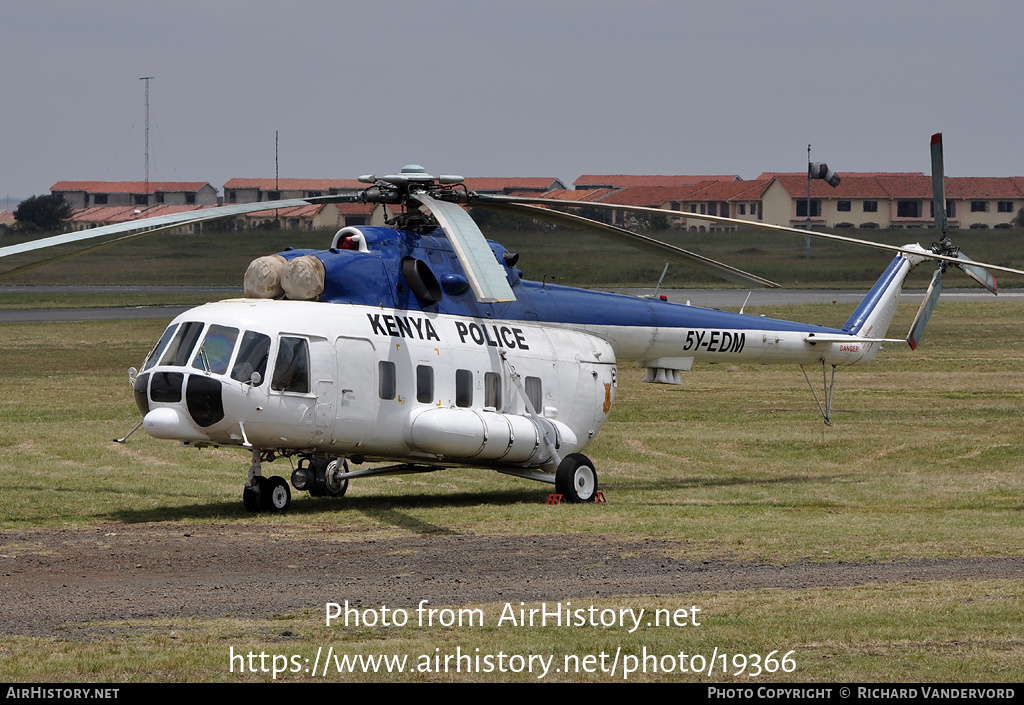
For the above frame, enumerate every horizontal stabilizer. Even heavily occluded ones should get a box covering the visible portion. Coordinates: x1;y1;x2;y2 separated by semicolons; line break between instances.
803;333;907;345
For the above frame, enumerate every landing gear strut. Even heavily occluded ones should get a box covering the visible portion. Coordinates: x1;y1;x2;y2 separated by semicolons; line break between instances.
242;449;291;512
801;361;838;426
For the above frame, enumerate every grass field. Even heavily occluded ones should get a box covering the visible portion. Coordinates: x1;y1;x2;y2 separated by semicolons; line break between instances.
0;290;1022;681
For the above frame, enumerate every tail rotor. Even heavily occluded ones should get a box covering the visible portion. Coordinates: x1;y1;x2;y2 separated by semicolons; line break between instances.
906;133;998;349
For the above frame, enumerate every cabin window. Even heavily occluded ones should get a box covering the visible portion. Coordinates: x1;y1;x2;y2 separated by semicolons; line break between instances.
378;361;396;400
484;372;502;410
455;369;473;408
159;321;204;367
230;331;271;385
192;325;239;375
416;365;434;404
525;376;542;413
144;324;179;371
271;337;310;393
150;371;184;403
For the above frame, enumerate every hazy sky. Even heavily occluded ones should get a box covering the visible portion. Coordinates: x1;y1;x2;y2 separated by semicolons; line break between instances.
3;0;1022;203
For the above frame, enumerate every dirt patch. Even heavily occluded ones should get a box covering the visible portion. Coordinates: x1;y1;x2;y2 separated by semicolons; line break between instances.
1;523;1021;637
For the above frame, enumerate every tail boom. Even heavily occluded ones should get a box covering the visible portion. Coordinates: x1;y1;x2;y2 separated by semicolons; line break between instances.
843;247;928;340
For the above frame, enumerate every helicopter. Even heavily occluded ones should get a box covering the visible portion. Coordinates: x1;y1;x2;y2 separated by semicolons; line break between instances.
3;133;1022;511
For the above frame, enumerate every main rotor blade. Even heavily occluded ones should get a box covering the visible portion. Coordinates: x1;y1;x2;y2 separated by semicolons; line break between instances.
930;132;948;235
411;193;515;303
0;194;360;262
907;266;943;350
468;194;1024;279
474;200;780;289
0;222;196;280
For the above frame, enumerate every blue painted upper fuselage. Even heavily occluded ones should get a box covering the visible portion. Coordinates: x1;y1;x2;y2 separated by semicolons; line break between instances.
276;225;878;339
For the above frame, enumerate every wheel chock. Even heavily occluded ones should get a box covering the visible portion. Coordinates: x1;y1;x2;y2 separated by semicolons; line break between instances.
593;491;606;503
546;494;564;504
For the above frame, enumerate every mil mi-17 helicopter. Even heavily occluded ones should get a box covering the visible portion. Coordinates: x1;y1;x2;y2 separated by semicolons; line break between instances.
3;133;1021;511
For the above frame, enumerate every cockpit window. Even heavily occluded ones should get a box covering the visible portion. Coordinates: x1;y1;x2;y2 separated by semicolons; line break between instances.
192;325;239;375
143;324;179;371
231;331;271;385
271;336;310;394
158;321;204;367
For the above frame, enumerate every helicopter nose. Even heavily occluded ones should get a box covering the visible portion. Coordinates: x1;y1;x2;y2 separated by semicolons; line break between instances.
138;371;224;441
132;372;150;416
185;375;225;427
143;407;209;441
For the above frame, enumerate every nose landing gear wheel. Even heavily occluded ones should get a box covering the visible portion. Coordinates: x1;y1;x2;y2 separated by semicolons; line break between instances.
260;476;291;512
555;453;598;503
243;483;261;512
245;476;291;512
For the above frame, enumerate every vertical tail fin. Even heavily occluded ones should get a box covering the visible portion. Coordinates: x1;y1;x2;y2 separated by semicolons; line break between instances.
842;247;928;339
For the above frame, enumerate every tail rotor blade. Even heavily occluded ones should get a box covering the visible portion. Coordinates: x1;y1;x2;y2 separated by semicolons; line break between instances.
930;132;948;235
928;134;997;295
954;252;998;294
907;266;944;350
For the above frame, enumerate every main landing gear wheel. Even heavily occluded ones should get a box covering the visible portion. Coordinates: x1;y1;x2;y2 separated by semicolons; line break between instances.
323;459;349;498
555;453;598;503
306;458;349;498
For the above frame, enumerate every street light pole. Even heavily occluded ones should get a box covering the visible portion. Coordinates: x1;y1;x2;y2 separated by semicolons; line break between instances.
806;144;812;258
806;147;842;259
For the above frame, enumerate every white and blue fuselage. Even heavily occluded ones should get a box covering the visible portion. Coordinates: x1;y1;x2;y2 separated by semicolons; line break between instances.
133;226;921;472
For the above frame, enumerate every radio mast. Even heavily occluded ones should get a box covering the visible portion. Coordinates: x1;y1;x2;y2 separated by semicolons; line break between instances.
139;76;155;195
